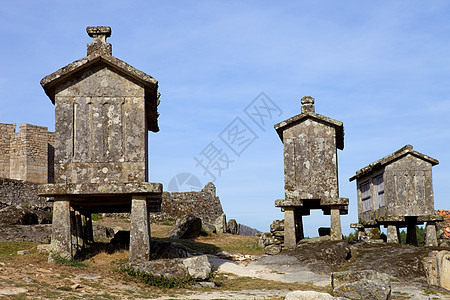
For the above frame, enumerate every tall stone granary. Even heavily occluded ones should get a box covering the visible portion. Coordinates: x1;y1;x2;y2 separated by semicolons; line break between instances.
274;96;348;248
38;26;162;263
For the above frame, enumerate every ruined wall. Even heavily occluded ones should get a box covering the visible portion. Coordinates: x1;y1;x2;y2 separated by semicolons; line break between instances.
0;123;15;179
150;183;224;223
0;123;54;184
0;178;52;211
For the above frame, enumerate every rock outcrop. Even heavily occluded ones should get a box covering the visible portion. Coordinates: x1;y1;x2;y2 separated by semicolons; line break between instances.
132;255;211;280
332;270;391;300
422;250;450;290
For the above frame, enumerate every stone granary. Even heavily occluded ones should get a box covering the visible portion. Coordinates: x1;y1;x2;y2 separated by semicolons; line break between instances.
38;26;162;263
274;96;348;248
349;145;442;246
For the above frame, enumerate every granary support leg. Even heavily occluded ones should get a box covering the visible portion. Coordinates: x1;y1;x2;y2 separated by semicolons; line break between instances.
330;207;342;240
49;199;73;262
425;222;438;246
386;224;400;243
73;209;84;252
129;195;151;263
283;207;297;249
406;223;418;246
84;212;94;243
295;210;304;241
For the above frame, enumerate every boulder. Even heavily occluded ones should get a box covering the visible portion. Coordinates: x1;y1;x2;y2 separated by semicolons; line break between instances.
92;224;115;238
333;279;391;300
151;240;190;259
332;270;391;300
132;255;211;280
214;213;227;233
168;214;202;239
226;219;239;235
264;244;282;255
285;290;345;299
331;270;390;289
422;250;450;290
258;232;283;247
202;222;216;235
0;205;38;225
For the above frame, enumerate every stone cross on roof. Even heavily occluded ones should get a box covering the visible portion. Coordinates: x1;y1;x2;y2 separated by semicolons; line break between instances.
86;26;112;55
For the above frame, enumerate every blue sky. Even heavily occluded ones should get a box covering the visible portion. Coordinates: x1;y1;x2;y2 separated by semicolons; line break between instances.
1;1;449;235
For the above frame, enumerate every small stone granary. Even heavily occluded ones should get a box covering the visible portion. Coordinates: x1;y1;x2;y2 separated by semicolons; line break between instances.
349;145;442;245
274;96;348;248
38;27;162;263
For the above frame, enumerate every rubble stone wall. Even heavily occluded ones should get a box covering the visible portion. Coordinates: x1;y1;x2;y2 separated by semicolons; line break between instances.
0;123;54;184
0;178;51;211
150;183;224;224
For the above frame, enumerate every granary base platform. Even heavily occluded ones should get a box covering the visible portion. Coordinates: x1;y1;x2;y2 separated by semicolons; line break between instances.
276;197;349;248
351;213;443;246
39;182;162;262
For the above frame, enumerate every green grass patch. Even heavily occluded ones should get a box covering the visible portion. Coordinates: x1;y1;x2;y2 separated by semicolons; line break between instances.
0;241;37;258
52;255;88;267
91;213;103;221
119;266;196;289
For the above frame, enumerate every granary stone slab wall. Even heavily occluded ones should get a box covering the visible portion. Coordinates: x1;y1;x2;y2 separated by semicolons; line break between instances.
0;123;54;184
150;183;224;224
53;63;148;184
0;178;51;211
282;119;339;204
384;154;434;217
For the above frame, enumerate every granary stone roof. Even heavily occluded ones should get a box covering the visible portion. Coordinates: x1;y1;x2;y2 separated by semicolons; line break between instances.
349;144;439;182
274;96;344;150
40;26;160;132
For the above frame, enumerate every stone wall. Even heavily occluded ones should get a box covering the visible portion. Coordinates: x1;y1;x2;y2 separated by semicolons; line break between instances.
0;178;51;211
0;123;54;184
150;182;224;224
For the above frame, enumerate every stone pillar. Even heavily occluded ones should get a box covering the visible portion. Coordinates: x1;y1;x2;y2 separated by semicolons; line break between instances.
330;207;342;240
387;224;400;243
85;213;94;242
406;223;418;246
49;200;72;261
295;210;304;241
74;210;84;252
425;222;438;247
284;207;297;249
129;195;151;263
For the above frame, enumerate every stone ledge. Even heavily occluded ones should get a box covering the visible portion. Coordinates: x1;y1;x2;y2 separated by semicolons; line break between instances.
38;182;162;197
275;197;349;207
